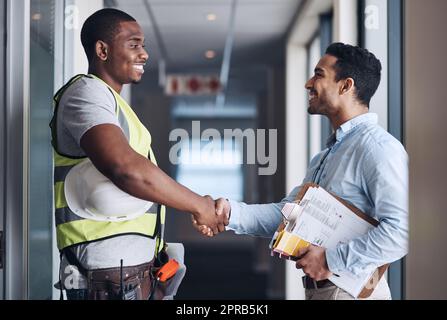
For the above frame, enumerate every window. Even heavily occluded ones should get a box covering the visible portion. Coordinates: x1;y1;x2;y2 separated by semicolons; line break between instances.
176;139;244;201
306;35;323;163
306;12;333;164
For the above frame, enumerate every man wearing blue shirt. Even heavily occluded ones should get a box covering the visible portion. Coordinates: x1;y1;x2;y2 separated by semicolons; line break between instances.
194;43;408;300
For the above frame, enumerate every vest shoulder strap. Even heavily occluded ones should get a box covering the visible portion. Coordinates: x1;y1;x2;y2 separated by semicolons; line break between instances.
50;74;87;159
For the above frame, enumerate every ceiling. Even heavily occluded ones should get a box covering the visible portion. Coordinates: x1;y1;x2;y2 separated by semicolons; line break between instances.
112;0;303;72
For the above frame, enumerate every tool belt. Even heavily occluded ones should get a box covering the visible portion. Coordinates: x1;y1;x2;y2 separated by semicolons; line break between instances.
62;245;176;300
86;260;154;300
148;245;176;300
83;254;176;300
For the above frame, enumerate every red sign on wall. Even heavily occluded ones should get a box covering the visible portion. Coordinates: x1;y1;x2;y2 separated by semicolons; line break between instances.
165;74;222;96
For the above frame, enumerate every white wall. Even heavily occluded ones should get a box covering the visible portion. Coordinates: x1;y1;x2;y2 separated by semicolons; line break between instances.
285;0;362;300
285;0;332;300
285;44;308;300
405;0;447;300
362;0;388;130
121;84;132;103
333;0;358;45
52;0;104;300
65;0;104;77
63;1;132;100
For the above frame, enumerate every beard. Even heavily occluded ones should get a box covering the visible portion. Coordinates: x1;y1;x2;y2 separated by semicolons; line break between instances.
307;99;330;116
307;101;321;115
307;105;317;115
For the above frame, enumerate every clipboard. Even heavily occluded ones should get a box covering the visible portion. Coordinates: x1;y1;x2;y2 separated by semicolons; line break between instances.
269;183;389;299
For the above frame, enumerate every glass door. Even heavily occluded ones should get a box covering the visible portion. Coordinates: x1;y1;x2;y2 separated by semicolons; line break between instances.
28;0;57;299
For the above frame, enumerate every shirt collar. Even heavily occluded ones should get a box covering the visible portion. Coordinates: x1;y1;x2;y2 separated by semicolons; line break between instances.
326;113;378;148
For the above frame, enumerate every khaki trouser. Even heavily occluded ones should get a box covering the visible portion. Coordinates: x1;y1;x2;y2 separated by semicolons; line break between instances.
305;276;392;300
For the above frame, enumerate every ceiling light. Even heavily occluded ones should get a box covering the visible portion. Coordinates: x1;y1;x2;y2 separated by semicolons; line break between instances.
205;50;216;59
206;13;217;21
32;13;42;21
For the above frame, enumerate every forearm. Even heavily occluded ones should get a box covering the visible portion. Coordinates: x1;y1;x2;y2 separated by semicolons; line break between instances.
80;124;213;221
326;218;408;275
110;153;206;216
227;185;301;237
227;202;283;237
327;147;409;275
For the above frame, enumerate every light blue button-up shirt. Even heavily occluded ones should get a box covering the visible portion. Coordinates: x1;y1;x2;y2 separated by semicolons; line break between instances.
228;113;408;276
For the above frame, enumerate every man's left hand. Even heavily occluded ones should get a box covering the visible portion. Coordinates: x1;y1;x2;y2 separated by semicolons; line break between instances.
295;245;333;281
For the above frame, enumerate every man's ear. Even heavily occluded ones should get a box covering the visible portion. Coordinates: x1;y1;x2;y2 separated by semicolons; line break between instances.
95;40;109;62
339;78;355;96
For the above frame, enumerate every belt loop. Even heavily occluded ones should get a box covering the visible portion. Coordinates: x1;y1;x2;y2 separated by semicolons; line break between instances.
313;279;318;289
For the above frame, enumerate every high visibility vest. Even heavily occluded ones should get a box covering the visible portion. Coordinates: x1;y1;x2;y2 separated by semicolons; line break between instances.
50;74;165;252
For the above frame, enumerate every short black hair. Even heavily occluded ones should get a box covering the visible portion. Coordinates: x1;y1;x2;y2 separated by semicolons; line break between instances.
325;42;382;107
81;8;136;62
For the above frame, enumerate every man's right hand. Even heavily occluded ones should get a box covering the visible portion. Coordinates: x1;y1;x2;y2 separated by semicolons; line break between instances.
192;195;228;235
192;197;231;237
215;198;231;222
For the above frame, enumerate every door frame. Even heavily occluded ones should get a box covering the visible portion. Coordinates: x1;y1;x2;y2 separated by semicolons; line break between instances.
4;0;30;300
386;0;405;300
0;0;6;300
359;0;405;300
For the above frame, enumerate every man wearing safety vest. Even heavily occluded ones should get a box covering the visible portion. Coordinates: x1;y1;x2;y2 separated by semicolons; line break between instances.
50;8;227;300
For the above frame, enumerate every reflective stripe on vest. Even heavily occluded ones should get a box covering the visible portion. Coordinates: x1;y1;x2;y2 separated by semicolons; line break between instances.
52;74;165;250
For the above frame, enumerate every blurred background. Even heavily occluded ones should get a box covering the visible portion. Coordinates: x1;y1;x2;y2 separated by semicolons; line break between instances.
1;0;446;300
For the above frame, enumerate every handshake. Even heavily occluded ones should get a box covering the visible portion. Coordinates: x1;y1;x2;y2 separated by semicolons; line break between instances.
191;196;231;237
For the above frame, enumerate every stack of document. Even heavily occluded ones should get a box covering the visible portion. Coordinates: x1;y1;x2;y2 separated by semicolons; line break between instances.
270;184;386;298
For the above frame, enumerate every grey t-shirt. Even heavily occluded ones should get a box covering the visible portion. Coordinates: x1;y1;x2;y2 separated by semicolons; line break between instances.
56;76;156;289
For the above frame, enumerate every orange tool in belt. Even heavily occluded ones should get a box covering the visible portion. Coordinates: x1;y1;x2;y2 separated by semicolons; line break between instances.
156;259;179;282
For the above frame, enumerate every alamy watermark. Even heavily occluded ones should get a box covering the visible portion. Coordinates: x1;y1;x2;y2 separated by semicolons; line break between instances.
364;5;380;30
64;5;79;30
169;121;277;176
